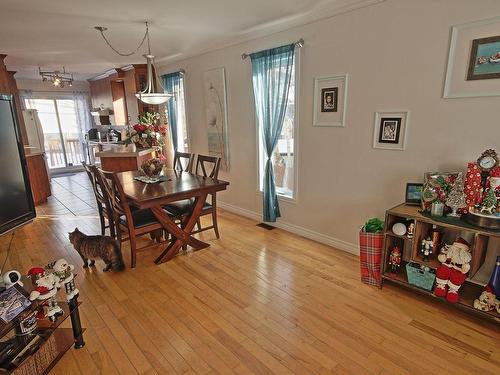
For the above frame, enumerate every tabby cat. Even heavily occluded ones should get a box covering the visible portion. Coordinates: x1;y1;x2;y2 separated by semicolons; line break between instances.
69;228;125;272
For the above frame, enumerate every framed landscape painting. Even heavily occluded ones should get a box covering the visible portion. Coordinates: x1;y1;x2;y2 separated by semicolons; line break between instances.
467;35;500;80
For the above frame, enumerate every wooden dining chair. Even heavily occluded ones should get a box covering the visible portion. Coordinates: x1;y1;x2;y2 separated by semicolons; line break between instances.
97;169;170;268
164;155;222;239
82;161;115;238
173;151;194;173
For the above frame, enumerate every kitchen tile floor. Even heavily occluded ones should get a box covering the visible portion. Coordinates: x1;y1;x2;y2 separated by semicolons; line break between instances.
36;172;98;217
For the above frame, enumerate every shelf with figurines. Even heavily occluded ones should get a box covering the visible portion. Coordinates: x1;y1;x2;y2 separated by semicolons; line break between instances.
0;258;85;374
381;149;500;325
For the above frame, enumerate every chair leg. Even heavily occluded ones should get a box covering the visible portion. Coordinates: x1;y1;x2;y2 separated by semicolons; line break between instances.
196;219;202;231
130;234;137;269
109;219;116;239
212;209;220;239
99;214;106;236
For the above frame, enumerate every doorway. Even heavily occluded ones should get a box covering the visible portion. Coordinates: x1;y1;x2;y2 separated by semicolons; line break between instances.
25;97;87;173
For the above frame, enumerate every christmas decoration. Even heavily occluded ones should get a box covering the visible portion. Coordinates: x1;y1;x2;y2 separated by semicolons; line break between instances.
27;267;63;321
388;247;402;273
420;236;433;262
480;188;497;215
445;172;466;217
473;286;500;313
434;238;472;303
464;162;482;208
48;259;79;301
422;172;459;212
407;221;415;239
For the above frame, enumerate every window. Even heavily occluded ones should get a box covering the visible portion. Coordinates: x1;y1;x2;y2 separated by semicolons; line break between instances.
24;96;88;170
258;53;298;199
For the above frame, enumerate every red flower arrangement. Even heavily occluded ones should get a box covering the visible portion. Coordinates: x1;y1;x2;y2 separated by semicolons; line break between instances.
125;112;168;149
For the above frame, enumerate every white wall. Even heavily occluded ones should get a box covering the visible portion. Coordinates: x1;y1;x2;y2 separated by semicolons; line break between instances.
158;0;500;254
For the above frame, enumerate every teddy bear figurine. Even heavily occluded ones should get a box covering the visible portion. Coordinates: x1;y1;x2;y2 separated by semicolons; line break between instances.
48;259;79;301
27;267;64;321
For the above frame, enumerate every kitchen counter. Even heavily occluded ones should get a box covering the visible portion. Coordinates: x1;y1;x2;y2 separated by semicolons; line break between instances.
96;145;156;172
95;145;155;158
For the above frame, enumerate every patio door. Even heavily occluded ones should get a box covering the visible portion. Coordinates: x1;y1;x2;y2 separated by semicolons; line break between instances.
25;97;87;172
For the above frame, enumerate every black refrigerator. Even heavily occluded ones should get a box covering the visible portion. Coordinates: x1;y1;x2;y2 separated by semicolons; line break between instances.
0;94;35;236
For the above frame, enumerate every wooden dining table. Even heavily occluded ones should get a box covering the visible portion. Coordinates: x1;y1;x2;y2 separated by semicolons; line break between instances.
116;169;229;264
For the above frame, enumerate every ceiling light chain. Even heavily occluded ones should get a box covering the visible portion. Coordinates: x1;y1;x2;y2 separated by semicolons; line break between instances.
94;22;149;57
95;21;172;105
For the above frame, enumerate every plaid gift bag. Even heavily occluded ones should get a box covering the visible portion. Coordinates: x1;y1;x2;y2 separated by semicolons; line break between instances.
359;229;384;287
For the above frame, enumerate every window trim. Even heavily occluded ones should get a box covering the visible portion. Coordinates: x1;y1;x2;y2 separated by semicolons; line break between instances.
255;49;300;204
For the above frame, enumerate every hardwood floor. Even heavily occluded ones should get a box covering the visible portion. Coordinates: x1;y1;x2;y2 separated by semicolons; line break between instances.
1;173;499;374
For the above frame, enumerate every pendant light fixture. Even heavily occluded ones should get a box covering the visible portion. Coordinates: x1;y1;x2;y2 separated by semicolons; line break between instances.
95;22;172;105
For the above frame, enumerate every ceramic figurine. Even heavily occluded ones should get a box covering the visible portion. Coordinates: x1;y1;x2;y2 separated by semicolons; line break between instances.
420;236;433;262
48;259;79;301
27;267;63;321
407;221;415;239
388;247;402;273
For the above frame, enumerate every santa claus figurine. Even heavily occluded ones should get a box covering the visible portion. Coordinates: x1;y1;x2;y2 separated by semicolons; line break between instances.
48;259;79;301
434;238;472;303
27;267;63;321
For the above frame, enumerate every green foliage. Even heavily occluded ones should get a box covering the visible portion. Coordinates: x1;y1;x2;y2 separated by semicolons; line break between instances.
364;218;384;233
483;189;497;207
138;111;160;125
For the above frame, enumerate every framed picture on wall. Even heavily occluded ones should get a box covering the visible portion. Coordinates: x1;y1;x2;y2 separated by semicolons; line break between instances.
467;35;500;80
373;111;409;150
443;16;500;98
313;74;348;127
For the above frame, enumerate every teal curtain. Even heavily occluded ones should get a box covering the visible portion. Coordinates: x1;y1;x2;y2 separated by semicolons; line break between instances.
162;72;182;152
250;44;295;222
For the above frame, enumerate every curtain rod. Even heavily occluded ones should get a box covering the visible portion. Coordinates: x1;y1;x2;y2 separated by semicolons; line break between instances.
241;38;304;60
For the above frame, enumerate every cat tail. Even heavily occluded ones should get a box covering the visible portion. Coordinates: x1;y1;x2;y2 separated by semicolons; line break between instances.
111;240;125;272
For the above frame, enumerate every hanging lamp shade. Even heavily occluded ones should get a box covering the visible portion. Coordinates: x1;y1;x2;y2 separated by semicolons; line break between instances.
135;54;173;105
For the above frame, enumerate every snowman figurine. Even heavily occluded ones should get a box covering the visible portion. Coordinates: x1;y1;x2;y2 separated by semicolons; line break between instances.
27;267;63;321
48;259;79;301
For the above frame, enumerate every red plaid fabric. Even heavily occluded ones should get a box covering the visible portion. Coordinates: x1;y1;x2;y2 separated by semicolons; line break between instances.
359;230;383;287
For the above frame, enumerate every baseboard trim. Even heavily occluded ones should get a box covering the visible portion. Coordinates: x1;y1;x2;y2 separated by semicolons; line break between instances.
218;201;359;256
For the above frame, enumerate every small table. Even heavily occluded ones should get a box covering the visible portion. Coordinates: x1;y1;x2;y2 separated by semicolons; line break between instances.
117;169;229;264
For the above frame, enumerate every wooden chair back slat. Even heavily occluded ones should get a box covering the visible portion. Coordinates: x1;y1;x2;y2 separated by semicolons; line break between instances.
195;155;221;179
173;151;194;173
98;169;132;222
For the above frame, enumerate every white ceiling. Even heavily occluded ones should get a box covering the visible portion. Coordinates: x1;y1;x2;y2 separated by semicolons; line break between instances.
0;0;383;80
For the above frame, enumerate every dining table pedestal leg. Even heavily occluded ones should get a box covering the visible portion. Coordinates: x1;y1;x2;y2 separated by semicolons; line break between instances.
152;192;210;264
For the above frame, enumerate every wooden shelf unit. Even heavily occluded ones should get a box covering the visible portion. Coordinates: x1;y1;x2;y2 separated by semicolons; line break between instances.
381;204;500;324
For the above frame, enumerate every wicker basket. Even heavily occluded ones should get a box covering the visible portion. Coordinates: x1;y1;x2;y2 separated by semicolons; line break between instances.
406;262;436;291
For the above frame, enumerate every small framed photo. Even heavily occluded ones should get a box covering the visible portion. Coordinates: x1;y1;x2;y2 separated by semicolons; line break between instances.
405;183;423;205
373;111;409;150
313;74;348;127
0;285;32;323
467;35;500;81
321;87;338;112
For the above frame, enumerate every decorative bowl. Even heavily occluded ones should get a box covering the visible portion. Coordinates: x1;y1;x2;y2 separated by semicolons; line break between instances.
141;158;164;178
